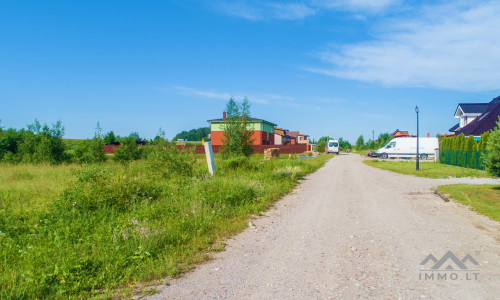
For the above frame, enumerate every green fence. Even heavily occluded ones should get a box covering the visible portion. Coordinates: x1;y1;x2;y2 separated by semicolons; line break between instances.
439;150;487;170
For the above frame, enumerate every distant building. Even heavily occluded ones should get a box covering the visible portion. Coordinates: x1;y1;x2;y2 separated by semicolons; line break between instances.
207;112;277;146
297;133;309;144
274;127;296;145
391;129;411;138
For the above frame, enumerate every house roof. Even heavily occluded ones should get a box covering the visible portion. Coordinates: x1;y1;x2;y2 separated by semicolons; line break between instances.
274;128;288;136
455;96;500;136
288;131;299;139
391;129;409;136
298;133;309;137
455;103;489;115
207;117;277;126
448;123;459;132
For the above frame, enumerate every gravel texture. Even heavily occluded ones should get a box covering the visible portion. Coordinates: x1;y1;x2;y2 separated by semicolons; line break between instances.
148;154;500;299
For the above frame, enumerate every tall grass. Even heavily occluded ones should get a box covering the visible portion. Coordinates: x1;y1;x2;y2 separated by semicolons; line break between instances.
0;154;331;298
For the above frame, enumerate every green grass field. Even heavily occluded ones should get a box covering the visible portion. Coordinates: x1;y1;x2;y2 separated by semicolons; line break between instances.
0;153;332;298
363;160;494;179
438;184;500;221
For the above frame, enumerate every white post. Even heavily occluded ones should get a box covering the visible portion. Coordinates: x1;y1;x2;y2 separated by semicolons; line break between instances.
204;141;216;175
434;149;439;162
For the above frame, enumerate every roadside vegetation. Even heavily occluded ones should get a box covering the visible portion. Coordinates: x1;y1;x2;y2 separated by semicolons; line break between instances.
0;101;333;298
363;160;494;178
438;184;500;221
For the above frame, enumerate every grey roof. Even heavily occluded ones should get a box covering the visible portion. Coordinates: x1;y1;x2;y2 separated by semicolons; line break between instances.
448;123;459;132
207;117;277;126
456;103;489;115
456;96;500;136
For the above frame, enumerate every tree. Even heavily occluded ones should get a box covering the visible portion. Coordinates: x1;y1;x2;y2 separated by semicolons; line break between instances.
375;133;392;149
465;135;477;151
104;131;116;145
114;134;141;162
17;119;67;164
318;140;325;153
485;117;500;176
173;127;210;141
456;133;466;150
355;135;365;151
338;137;351;151
220;97;254;158
478;131;490;151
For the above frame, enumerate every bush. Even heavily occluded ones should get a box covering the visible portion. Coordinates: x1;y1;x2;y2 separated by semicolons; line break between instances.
318;140;325;153
219;156;257;171
114;136;142;162
146;142;196;178
59;167;160;212
485;117;500;177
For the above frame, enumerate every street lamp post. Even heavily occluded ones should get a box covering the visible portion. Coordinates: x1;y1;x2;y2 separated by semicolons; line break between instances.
415;106;419;171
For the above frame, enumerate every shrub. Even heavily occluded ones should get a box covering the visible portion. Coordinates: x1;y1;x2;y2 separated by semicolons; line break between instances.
219;156;257;171
16;120;67;164
465;135;477;151
318;140;325;153
59;167;160;212
114;135;142;162
220;98;254;158
146;141;196;178
485;117;500;177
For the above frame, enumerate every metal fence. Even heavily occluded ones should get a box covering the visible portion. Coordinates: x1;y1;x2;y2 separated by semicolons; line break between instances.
439;150;487;170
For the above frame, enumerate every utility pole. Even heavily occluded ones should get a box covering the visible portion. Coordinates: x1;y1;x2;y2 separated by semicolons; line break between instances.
415;106;420;171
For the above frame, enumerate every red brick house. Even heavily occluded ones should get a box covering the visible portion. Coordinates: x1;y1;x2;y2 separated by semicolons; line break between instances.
208;112;277;146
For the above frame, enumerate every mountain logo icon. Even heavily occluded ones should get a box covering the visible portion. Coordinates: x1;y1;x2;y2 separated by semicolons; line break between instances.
420;251;479;270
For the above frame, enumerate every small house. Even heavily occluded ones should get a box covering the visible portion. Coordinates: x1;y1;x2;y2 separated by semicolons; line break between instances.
207;112;277;146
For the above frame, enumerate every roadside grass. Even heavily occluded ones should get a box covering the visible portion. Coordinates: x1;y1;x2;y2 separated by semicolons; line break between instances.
0;154;331;298
0;163;81;212
363;160;494;178
438;184;500;221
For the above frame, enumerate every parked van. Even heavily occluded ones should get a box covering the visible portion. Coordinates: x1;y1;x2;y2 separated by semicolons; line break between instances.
375;137;438;160
327;139;339;154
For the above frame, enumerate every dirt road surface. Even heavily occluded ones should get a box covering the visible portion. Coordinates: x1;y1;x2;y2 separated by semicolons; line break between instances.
149;154;500;299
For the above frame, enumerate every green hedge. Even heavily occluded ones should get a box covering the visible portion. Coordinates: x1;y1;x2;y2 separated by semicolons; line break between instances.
439;150;487;170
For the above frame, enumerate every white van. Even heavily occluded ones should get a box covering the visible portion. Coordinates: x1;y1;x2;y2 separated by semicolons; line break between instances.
327;139;339;154
375;137;438;160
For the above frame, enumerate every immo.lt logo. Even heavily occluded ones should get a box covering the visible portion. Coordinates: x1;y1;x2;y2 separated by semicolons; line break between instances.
419;251;480;281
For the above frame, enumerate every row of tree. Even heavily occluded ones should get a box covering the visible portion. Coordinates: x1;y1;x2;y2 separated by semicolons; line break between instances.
0;120;172;164
440;132;490;151
314;133;392;152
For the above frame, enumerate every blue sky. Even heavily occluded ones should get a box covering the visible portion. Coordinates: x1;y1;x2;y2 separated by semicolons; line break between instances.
1;0;499;143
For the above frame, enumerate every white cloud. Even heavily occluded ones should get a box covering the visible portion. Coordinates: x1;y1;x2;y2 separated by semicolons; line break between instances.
269;3;317;20
215;1;316;20
214;0;398;20
310;1;500;91
312;0;401;14
175;86;232;100
175;86;301;105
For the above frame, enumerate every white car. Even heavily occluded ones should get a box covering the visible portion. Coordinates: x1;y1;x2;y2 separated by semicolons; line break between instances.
327;139;339;154
376;137;438;159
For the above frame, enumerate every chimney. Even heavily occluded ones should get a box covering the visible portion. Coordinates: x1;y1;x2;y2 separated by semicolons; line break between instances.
427;133;430;137
223;111;226;120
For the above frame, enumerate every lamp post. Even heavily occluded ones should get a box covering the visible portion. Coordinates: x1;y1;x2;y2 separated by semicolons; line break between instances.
415;106;419;171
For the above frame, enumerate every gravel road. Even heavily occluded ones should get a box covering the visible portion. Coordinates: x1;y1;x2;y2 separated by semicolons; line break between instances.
149;154;500;299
